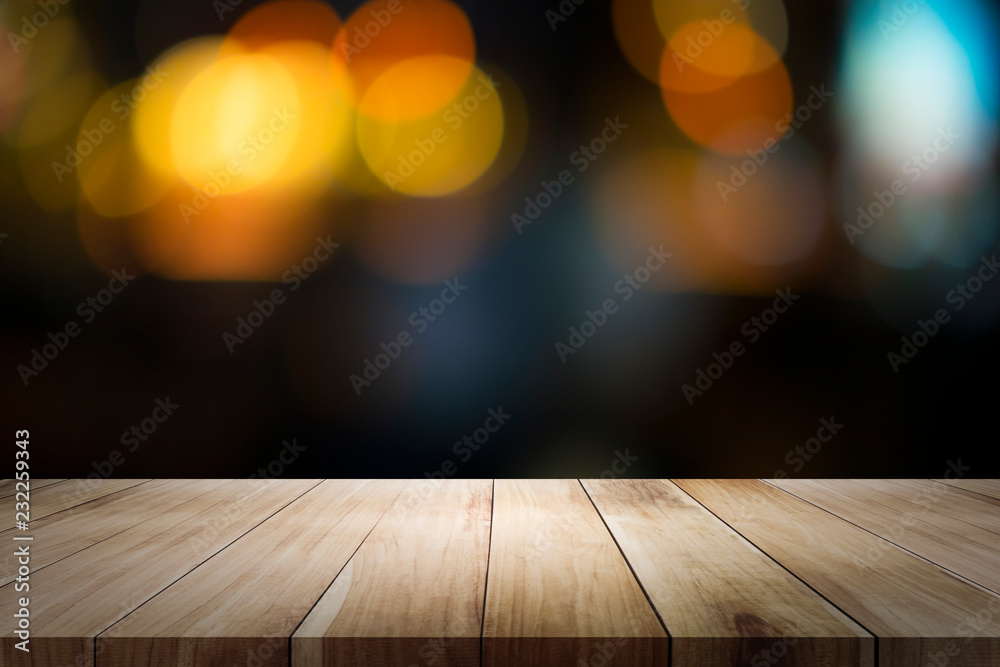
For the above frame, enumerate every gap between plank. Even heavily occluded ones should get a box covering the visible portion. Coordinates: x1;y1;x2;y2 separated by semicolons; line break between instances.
849;480;1000;539
668;479;881;667
3;481;175;591
929;478;1000;501
284;479;408;662
479;479;495;667
0;478;67;499
0;479;155;536
577;478;672;665
93;479;326;649
761;479;1000;597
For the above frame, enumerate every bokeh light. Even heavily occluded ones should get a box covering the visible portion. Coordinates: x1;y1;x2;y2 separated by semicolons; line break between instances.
223;0;343;52
611;0;665;83
2;0;508;281
693;143;826;267
840;0;997;170
356;62;504;197
592;147;822;294
333;0;475;122
661;51;792;155
660;22;778;94
132;37;228;179
609;0;795;158
650;0;751;47
837;0;1000;270
255;40;355;191
3;14;88;102
3;0;1000;481
169;52;302;193
15;70;102;148
460;66;528;195
77;80;176;217
130;187;329;280
15;60;105;211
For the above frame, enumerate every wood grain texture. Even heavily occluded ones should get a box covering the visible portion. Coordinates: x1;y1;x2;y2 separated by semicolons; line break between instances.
3;479;999;666
676;479;1000;667
0;479;230;586
0;479;65;498
583;478;873;667
935;478;1000;501
0;478;150;523
0;479;319;667
482;479;668;666
770;478;1000;592
863;479;1000;535
293;479;492;667
98;479;404;667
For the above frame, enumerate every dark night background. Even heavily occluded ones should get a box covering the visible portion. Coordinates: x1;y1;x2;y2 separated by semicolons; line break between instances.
2;0;998;479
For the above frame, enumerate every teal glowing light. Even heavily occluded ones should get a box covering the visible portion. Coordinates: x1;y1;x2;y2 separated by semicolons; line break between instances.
839;0;998;168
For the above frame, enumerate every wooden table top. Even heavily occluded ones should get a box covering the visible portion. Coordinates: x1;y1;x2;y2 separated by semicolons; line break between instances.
1;478;998;666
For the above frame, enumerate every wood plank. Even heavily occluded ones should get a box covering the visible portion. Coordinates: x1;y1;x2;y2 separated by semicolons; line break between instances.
769;479;1000;592
0;479;151;524
0;478;66;498
293;479;492;667
482;479;668;666
935;479;1000;501
0;479;319;667
0;479;231;586
583;479;873;666
99;479;404;667
676;479;1000;667
859;479;1000;535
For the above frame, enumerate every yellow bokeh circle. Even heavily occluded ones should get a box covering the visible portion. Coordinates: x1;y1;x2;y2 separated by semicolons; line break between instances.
169;52;301;194
356;61;503;197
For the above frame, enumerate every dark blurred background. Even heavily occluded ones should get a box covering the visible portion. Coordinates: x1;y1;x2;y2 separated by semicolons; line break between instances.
1;0;998;478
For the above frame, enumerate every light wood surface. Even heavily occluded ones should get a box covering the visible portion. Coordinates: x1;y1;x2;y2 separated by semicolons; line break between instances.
0;479;319;667
0;479;231;586
857;479;1000;535
99;479;404;667
482;479;668;666
677;479;1000;667
293;479;492;667
769;478;1000;593
583;478;873;666
0;479;66;498
934;478;1000;501
2;478;999;667
0;478;150;523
